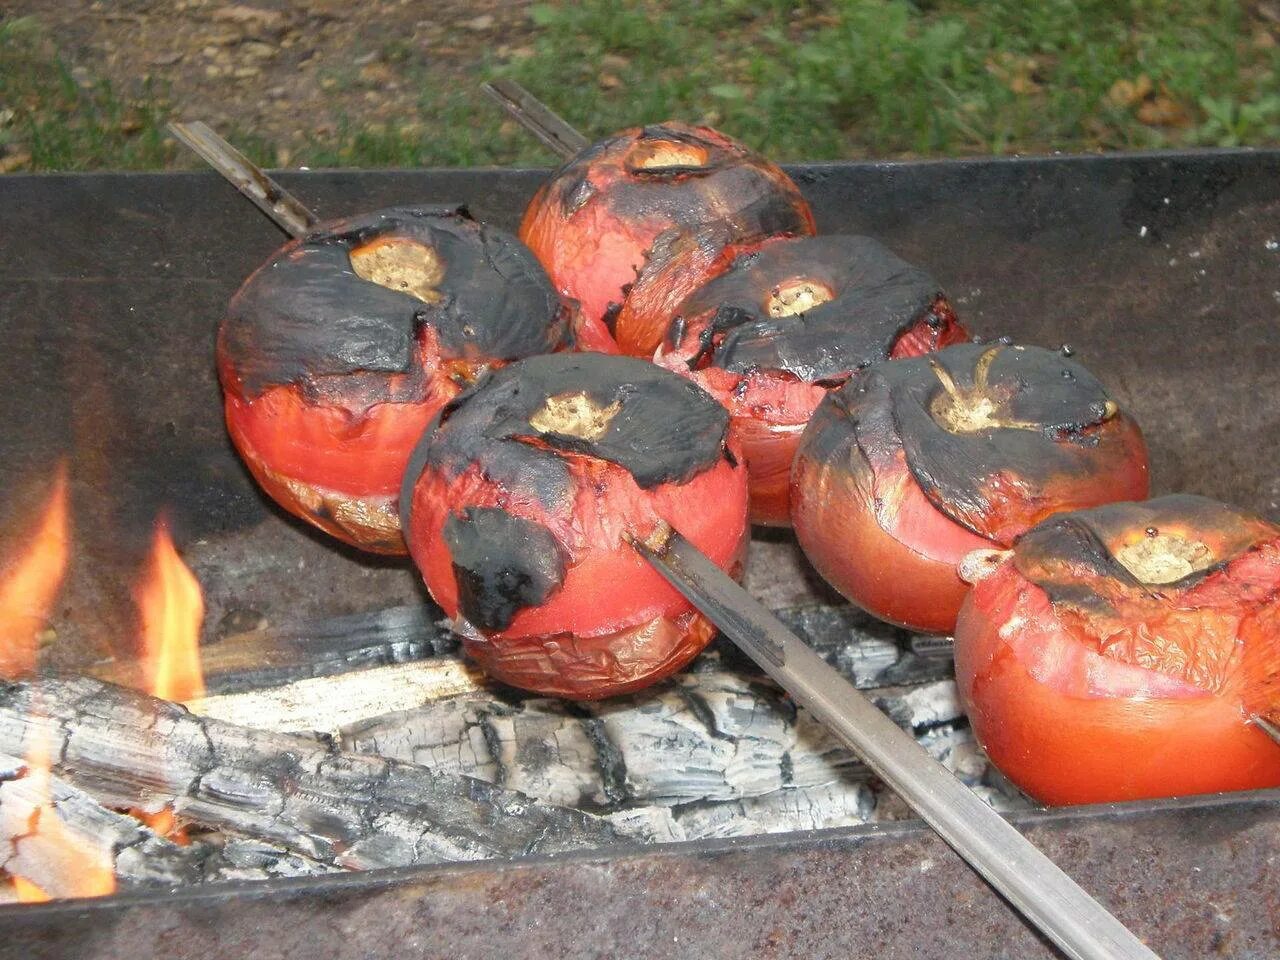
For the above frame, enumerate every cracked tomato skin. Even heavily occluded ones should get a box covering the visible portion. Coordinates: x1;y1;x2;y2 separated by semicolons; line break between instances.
402;354;750;699
519;122;815;356
218;207;568;554
954;498;1280;805
654;235;970;526
658;303;969;527
221;328;464;554
790;345;1151;633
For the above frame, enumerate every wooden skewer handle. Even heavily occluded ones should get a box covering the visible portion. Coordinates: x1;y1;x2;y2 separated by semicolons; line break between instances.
481;79;588;160
169;121;317;238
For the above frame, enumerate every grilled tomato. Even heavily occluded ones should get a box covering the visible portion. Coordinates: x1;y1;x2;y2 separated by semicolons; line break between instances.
791;343;1150;633
218;206;568;554
955;495;1280;804
519;123;815;356
400;353;749;699
654;234;969;525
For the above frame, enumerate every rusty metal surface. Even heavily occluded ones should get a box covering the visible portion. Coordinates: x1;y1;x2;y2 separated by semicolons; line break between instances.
2;789;1277;960
1;151;1279;669
1;153;1279;956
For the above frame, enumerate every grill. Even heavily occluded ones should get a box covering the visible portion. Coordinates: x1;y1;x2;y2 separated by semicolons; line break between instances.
1;150;1278;958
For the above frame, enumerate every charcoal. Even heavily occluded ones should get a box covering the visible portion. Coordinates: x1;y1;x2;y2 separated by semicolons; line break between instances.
0;676;621;873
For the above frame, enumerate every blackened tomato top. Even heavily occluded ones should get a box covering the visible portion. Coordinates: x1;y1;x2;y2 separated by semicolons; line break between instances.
219;206;568;407
401;353;747;638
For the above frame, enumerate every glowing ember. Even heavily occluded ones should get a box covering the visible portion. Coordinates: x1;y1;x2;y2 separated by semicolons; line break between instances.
0;464;70;679
11;724;115;901
128;806;189;845
135;520;206;702
13;875;50;902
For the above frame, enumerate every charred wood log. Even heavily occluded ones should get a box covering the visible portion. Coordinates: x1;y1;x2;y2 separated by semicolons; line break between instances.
0;677;622;872
341;654;964;815
93;604;460;696
187;659;486;737
171;605;954;740
91;579;951;701
0;753;337;893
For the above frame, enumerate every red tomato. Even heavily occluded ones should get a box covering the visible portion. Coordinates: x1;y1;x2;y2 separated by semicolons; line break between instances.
791;344;1151;632
654;235;970;526
402;353;749;699
519;123;815;357
955;495;1280;805
218;207;567;554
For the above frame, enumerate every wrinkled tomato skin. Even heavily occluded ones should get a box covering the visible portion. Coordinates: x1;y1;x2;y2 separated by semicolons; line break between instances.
792;443;991;632
791;405;1150;633
520;192;650;350
730;417;809;527
659;307;969;528
224;387;444;496
463;609;720;701
406;439;749;699
224;388;452;555
519;125;815;357
411;453;748;641
955;561;1280;805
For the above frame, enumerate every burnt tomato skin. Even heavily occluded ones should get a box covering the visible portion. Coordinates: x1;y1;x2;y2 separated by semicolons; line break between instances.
401;353;749;700
955;496;1280;805
791;344;1150;633
218;206;568;554
655;235;969;526
519;122;816;357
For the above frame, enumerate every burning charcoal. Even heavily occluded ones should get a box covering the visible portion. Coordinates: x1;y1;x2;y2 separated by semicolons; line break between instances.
869;680;963;732
0;676;622;872
793;343;1151;633
187;658;485;738
768;603;955;688
204;838;341;882
342;660;864;812
653;235;969;525
0;750;201;894
401;353;749;699
601;807;686;845
218;207;569;554
197;604;461;696
519;122;815;354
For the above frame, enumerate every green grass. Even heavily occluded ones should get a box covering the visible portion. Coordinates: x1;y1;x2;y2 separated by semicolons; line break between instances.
509;0;1280;158
1;1;1278;172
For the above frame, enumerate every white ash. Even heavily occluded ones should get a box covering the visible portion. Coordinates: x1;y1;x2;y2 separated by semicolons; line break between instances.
603;807;685;845
871;680;963;730
673;782;876;841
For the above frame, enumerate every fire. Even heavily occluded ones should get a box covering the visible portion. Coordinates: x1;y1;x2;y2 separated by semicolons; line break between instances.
10;723;116;901
127;806;189;845
135;520;206;702
0;464;70;678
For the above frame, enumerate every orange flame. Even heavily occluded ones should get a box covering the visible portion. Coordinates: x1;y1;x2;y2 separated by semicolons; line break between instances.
135;521;205;702
13;875;50;902
11;723;116;901
127;806;189;845
0;465;70;679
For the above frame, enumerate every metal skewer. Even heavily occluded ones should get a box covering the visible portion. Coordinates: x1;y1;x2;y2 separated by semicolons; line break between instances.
489;78;1162;956
168;120;317;238
633;525;1162;960
1255;715;1280;747
481;79;587;160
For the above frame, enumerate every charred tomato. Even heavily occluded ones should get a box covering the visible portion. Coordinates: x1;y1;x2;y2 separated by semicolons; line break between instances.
400;353;749;699
955;495;1280;805
519;123;815;356
654;235;969;526
791;344;1150;633
218;206;568;554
